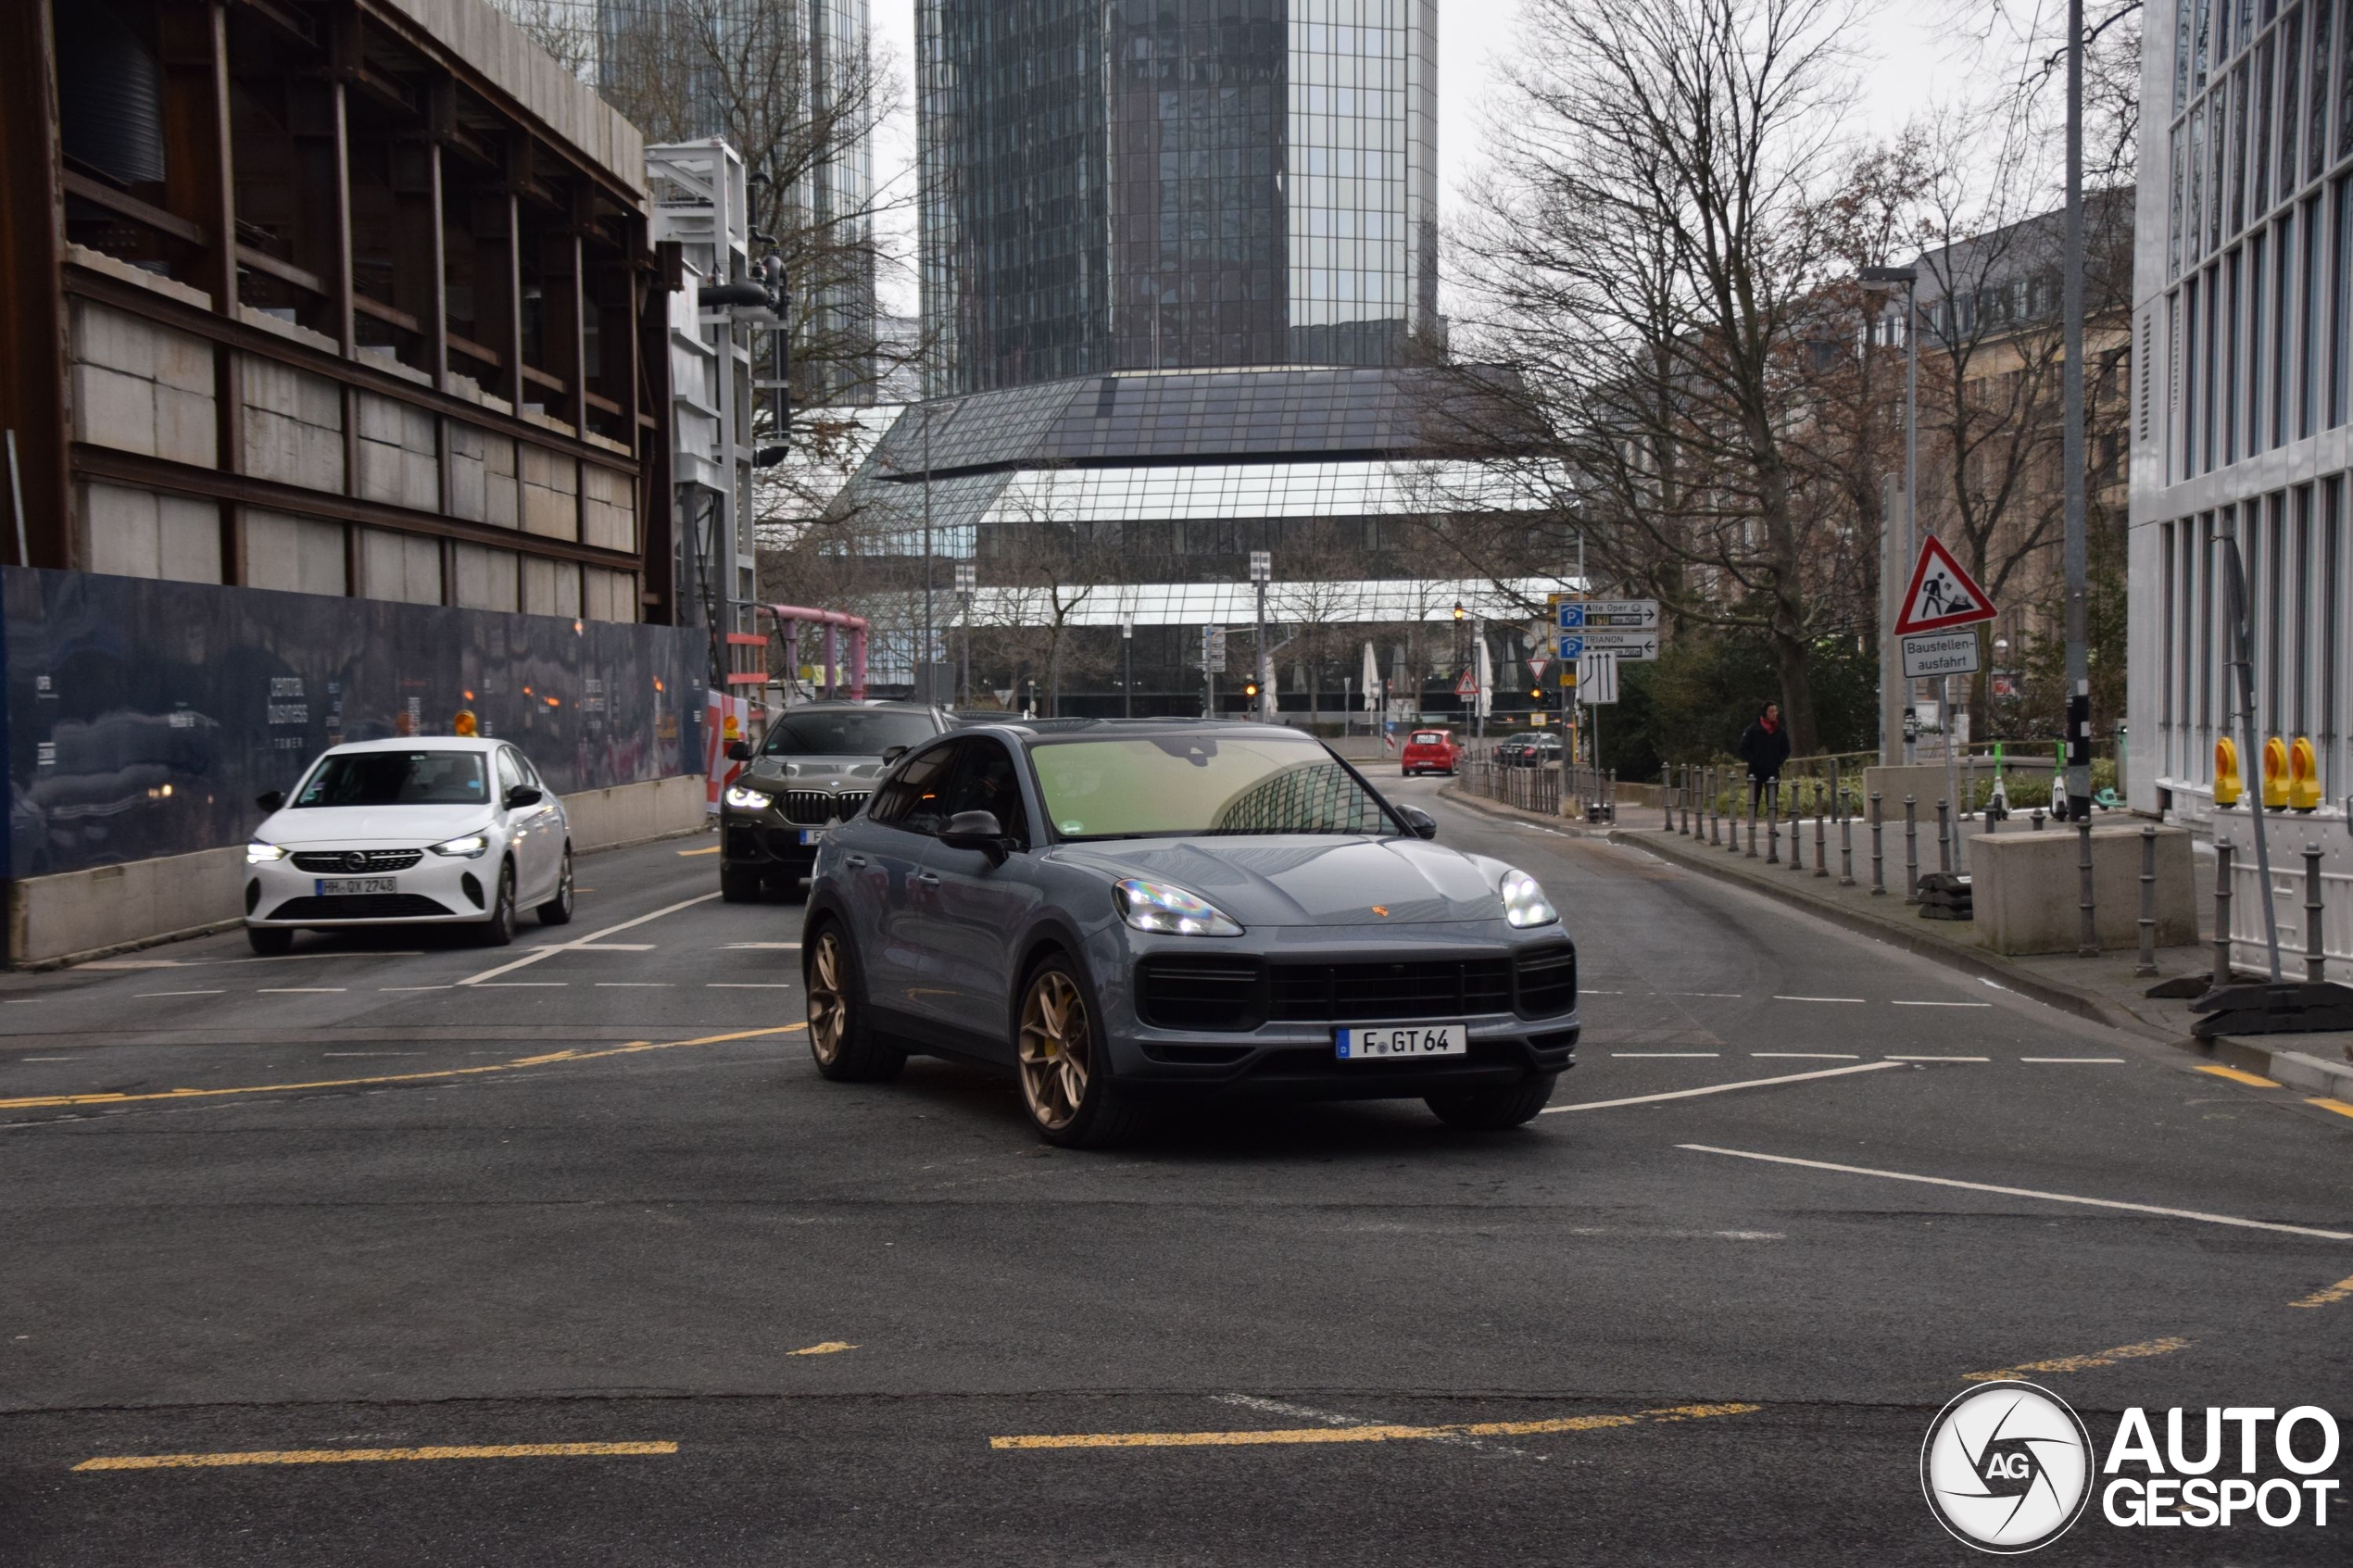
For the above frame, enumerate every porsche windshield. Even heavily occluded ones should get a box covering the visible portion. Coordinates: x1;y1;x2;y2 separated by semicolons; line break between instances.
1029;734;1394;840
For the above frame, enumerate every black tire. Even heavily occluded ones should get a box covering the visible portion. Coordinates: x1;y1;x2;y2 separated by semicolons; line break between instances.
720;863;762;903
536;846;575;926
1426;1071;1559;1130
1015;954;1150;1149
803;922;904;1083
476;861;518;947
246;924;294;957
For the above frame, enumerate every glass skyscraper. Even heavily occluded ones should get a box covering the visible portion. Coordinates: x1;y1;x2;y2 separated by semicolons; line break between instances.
918;0;1439;394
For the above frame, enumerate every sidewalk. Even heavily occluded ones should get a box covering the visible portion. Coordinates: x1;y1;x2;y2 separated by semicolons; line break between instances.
1441;784;2353;1100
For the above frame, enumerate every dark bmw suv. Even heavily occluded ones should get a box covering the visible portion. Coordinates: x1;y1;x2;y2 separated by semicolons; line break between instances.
719;702;952;901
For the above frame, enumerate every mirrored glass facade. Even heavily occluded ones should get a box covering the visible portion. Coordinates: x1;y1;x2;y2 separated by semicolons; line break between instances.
919;0;1437;394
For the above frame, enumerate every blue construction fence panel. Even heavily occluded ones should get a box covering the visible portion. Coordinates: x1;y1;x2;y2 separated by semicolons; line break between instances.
3;568;707;880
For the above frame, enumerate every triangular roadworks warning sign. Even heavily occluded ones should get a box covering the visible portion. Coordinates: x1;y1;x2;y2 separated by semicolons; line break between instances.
1895;533;1997;634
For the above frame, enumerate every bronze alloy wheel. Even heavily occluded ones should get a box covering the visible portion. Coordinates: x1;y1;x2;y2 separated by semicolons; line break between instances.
1017;968;1092;1132
807;928;850;1067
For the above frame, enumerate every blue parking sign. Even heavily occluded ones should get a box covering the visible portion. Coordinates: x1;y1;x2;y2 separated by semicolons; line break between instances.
1557;604;1586;629
1556;634;1584;660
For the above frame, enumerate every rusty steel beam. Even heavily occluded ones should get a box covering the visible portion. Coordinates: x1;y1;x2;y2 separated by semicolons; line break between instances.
61;262;639;482
0;0;70;569
73;443;648;571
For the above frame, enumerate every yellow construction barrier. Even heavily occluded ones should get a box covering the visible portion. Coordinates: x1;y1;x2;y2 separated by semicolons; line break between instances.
2261;735;2291;809
2288;734;2322;811
2214;737;2243;807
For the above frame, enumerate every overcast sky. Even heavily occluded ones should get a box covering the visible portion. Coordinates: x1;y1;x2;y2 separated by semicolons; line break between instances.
863;2;1988;317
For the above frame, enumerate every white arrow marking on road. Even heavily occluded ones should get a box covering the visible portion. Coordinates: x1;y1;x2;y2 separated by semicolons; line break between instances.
456;894;720;986
1541;1060;1903;1112
1680;1146;2353;1241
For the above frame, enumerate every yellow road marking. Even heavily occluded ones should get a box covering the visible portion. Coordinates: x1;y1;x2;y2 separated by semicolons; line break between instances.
2308;1098;2353;1122
0;1025;804;1112
2289;1274;2353;1310
988;1402;1758;1451
787;1341;858;1356
75;1442;675;1472
1963;1336;2192;1382
677;846;722;857
2196;1064;2281;1088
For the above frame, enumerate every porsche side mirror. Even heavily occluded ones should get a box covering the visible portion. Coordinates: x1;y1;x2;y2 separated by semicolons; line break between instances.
940;809;1010;865
1398;804;1438;840
726;740;753;761
255;790;285;813
504;784;543;810
881;745;910;765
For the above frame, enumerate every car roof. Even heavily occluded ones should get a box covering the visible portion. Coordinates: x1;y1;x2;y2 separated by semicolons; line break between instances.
947;718;1327;743
776;700;946;714
318;736;503;755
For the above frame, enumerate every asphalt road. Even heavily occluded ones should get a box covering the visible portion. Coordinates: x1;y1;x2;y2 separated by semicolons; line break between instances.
0;775;2347;1565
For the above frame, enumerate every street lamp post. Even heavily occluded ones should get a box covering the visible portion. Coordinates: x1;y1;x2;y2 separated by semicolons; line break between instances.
1250;550;1271;723
1121;615;1134;719
954;560;975;711
1860;264;1919;769
2061;0;2092;821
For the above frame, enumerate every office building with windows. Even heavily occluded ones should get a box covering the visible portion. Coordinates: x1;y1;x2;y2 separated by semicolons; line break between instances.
917;0;1440;394
2132;0;2351;975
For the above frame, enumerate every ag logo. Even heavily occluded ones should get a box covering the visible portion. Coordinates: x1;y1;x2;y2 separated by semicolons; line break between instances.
1920;1382;2093;1553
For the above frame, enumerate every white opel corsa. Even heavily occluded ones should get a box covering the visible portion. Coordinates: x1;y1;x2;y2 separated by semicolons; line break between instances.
243;737;574;954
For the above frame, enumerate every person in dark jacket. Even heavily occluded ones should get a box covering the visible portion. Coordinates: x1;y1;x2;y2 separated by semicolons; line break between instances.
1737;702;1792;810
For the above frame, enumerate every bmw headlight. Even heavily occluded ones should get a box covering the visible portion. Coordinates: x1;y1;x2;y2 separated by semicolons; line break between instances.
427;832;490;859
724;784;774;810
245;840;287;865
1500;868;1557;928
1114;878;1244;936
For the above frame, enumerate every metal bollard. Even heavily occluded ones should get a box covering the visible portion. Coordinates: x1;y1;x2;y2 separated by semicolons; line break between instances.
1786;783;1803;872
1767;781;1780;864
1744;780;1757;858
1869;792;1885;896
1680;766;1692;835
2211;837;2235;987
2031;806;2045;831
2134;825;2158;977
1664;770;1674;831
1813;784;1829;877
1904;797;1919;904
1936;799;1951;875
2075;814;2096;958
2307;842;2328;983
1606;769;1617;824
1839;809;1855;886
1710;769;1724;847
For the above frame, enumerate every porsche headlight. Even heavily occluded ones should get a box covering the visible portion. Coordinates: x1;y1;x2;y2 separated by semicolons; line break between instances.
1114;878;1243;936
724;784;774;810
427;832;490;859
1500;868;1557;928
245;840;287;865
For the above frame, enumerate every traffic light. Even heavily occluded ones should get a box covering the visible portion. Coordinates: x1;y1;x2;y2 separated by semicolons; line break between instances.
1243;681;1259;699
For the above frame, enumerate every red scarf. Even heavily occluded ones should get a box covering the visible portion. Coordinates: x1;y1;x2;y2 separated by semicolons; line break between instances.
1760;716;1779;734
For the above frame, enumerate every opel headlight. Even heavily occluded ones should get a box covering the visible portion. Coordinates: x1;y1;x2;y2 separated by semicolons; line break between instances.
1500;868;1557;928
724;784;774;810
427;832;490;859
1114;878;1244;936
245;840;287;864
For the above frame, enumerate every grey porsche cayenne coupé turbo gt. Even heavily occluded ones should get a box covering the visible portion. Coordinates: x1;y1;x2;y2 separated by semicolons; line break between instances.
800;719;1579;1147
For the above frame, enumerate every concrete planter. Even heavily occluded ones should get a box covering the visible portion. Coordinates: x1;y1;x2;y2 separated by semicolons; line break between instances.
1972;822;2196;955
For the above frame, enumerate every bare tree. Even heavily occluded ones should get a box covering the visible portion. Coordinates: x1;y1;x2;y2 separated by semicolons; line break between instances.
504;0;912;410
1443;0;1866;753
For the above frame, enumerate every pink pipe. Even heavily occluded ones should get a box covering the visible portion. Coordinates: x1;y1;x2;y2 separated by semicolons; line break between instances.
761;604;872;703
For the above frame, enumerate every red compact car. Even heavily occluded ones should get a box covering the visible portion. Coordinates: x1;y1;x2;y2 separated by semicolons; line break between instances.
1400;728;1461;775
